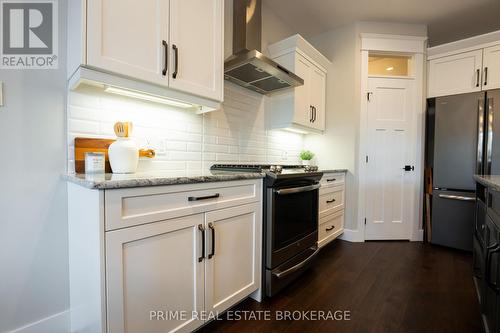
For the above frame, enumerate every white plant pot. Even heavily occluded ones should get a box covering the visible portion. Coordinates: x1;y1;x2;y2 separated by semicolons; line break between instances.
302;160;311;166
108;138;139;174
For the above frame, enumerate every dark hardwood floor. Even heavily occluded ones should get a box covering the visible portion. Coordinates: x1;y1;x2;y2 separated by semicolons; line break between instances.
199;240;482;333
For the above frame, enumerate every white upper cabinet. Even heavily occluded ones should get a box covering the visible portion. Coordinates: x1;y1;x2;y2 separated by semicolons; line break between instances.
268;35;330;133
483;44;500;90
169;0;224;101
87;0;169;87
427;50;483;98
427;36;500;98
69;0;224;102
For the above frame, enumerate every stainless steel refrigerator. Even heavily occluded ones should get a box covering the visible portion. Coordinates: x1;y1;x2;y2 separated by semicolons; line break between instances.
428;89;500;251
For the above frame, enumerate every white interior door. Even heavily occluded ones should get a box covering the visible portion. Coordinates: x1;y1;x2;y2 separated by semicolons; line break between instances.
204;203;261;314
87;0;169;86
106;214;205;333
365;77;416;240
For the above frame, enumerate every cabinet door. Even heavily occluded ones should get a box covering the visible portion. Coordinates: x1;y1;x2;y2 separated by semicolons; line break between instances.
309;64;326;130
168;0;223;101
428;50;483;98
106;214;205;333
204;203;261;314
483;44;500;91
293;54;312;127
483;214;500;333
87;0;169;87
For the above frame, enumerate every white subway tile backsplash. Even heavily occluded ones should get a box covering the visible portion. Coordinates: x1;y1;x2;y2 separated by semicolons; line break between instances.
67;83;304;172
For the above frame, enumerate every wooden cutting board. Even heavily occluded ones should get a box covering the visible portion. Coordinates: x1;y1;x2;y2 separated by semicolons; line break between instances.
74;137;114;173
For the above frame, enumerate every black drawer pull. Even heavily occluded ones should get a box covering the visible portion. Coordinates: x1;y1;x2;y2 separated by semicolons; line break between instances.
326;178;336;182
325;225;335;231
188;193;220;201
198;224;205;262
208;223;215;259
326;198;336;203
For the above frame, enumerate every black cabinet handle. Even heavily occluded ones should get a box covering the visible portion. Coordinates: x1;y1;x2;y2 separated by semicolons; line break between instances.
326;198;336;203
188;193;220;201
313;106;317;122
326;178;336;182
208;223;215;259
325;225;335;231
484;67;488;86
485;244;500;291
198;224;205;262
172;44;179;79
162;40;168;76
476;69;480;87
310;105;313;122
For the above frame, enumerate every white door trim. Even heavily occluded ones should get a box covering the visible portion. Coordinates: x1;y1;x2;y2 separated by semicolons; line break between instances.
357;34;427;242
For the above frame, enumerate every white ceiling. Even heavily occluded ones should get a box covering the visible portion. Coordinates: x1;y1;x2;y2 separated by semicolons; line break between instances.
264;0;500;46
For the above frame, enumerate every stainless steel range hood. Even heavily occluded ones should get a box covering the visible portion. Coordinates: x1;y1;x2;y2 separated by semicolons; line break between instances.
224;0;303;95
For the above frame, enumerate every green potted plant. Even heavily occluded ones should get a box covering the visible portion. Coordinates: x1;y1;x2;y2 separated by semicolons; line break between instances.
299;150;315;166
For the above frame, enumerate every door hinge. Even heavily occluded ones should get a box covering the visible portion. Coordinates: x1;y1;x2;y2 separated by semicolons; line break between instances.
367;92;373;101
364;218;367;225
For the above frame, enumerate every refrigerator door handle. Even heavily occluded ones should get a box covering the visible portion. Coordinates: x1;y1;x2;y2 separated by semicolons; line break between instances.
486;98;494;175
438;194;476;202
477;98;485;174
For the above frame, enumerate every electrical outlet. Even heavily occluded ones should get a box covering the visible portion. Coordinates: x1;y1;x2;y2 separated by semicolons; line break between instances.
0;81;3;107
281;151;288;160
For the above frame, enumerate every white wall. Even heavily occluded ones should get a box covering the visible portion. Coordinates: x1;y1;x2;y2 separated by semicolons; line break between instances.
0;2;69;333
305;22;427;231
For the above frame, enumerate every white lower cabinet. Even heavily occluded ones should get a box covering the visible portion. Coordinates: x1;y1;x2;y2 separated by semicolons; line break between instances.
67;179;262;333
106;214;205;333
318;172;346;248
205;203;261;314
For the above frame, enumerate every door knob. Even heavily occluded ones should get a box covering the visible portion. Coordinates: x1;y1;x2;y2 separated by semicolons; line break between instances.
403;165;414;171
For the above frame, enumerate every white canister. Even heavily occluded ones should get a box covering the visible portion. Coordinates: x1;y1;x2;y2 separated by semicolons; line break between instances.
108;138;139;174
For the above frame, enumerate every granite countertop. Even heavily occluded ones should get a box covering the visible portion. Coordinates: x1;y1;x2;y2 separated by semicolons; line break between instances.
63;170;265;190
320;169;348;173
474;175;500;191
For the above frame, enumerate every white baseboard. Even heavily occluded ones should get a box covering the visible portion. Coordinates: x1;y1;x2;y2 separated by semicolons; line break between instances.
411;229;424;242
8;310;69;333
339;228;365;242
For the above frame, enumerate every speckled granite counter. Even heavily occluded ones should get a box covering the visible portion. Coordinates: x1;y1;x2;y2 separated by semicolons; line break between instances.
63;170;265;190
320;169;348;173
474;175;500;191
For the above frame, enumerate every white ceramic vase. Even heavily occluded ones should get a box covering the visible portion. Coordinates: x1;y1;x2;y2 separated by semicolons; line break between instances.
302;160;311;166
108;138;139;174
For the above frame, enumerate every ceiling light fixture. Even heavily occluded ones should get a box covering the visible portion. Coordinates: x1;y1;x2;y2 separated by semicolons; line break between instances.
104;86;194;109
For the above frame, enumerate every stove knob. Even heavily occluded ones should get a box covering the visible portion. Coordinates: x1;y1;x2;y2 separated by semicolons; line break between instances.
269;165;276;172
276;165;283;173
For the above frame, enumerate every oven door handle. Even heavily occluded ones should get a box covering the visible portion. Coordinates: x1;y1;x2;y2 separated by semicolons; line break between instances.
274;184;321;195
272;247;320;279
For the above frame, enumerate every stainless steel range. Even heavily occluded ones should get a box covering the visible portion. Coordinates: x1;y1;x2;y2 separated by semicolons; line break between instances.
210;164;323;297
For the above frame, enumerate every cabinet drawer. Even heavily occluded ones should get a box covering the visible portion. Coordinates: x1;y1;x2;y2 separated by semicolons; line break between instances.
320;173;345;187
105;180;262;231
319;186;344;218
318;211;344;247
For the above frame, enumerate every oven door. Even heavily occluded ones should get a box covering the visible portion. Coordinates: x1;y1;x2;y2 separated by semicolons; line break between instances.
267;183;319;268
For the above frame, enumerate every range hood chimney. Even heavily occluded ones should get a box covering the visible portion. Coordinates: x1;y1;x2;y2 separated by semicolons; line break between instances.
224;0;303;95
